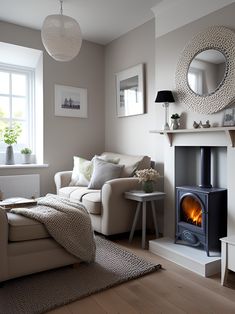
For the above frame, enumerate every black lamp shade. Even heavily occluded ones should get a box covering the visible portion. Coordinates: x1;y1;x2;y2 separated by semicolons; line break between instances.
155;90;175;103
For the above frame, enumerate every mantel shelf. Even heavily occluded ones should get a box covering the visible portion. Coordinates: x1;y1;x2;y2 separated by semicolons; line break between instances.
149;127;235;147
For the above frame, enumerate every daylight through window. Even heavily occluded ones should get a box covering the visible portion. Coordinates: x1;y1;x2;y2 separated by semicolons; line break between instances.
0;65;34;153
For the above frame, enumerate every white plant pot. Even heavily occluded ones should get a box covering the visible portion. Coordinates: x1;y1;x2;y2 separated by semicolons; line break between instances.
22;154;31;164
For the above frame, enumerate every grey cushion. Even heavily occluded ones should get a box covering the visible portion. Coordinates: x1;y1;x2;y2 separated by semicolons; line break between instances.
7;212;50;242
88;158;124;189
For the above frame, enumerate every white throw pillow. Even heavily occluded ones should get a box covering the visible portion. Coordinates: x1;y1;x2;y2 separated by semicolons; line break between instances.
88;158;124;189
69;156;93;186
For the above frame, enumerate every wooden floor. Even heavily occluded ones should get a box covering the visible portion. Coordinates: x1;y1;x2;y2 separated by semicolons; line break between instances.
47;235;235;314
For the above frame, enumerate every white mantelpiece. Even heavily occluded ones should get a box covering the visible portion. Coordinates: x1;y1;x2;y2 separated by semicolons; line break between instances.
149;127;235;277
150;126;235;147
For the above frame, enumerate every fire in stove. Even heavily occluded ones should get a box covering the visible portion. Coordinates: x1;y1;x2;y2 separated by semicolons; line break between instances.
181;195;202;227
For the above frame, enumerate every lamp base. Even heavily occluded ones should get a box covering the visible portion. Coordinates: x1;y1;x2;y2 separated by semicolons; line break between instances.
163;123;170;130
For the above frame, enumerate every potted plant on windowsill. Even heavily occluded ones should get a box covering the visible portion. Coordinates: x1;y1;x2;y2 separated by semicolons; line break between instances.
3;124;22;165
21;147;32;164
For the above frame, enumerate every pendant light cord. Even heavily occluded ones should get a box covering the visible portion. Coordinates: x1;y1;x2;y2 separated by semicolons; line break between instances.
60;0;63;15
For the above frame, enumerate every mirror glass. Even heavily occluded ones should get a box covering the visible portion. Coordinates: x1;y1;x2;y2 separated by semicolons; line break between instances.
187;49;226;96
116;64;144;117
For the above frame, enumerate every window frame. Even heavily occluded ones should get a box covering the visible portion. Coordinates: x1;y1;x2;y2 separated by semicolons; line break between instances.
0;63;35;154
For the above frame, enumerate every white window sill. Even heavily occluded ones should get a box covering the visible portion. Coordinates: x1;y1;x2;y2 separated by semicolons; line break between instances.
0;163;49;169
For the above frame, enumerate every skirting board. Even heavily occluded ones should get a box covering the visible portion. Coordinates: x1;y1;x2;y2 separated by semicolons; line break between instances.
149;237;221;277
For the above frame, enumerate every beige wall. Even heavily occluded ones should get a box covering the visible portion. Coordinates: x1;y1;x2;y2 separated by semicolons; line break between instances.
0;22;105;196
104;19;158;164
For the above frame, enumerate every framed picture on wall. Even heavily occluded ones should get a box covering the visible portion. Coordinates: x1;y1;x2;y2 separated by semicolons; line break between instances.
116;63;145;117
223;108;235;126
55;84;88;118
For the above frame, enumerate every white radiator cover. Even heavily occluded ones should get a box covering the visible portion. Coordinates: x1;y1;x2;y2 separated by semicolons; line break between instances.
0;174;40;199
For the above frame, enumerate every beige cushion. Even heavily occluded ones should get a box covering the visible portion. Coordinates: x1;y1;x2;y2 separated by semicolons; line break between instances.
82;192;101;215
59;186;91;200
88;158;124;189
101;152;151;177
7;212;50;242
69;187;100;202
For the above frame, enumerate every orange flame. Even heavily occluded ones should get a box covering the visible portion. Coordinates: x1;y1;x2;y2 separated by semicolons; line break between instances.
181;196;202;227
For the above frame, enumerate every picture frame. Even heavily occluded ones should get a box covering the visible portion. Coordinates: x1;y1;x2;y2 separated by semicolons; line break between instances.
116;63;145;117
223;108;235;126
55;84;88;118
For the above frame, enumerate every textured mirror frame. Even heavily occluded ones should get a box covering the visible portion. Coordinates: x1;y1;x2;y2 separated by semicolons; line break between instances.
175;26;235;114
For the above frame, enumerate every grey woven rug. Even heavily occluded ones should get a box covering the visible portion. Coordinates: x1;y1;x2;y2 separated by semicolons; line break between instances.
0;236;161;314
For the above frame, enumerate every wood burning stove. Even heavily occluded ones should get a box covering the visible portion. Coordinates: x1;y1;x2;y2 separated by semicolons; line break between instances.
175;147;227;256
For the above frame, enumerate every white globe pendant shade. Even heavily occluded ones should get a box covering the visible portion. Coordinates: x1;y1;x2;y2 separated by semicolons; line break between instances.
41;14;82;62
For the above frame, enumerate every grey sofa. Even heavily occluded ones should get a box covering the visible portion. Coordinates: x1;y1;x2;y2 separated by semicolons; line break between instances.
54;152;151;236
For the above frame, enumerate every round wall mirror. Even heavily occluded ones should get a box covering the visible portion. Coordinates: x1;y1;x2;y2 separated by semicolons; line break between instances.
187;49;226;96
175;26;235;114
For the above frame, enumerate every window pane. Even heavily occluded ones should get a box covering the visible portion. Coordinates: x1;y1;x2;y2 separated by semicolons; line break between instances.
0;71;9;94
12;73;27;96
12;121;28;148
0;96;10;118
0;120;9;132
12;97;27;119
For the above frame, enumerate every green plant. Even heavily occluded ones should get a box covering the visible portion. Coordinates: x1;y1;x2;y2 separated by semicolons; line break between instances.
21;147;32;155
3;124;22;145
171;113;180;119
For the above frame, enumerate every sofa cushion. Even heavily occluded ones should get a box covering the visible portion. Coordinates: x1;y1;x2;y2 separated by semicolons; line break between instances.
82;192;101;215
101;152;151;177
69;187;100;203
88;158;124;189
59;186;91;200
7;212;50;242
69;155;121;187
69;156;93;186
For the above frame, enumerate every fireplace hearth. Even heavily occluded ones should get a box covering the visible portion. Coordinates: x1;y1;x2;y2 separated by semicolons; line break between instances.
175;147;227;256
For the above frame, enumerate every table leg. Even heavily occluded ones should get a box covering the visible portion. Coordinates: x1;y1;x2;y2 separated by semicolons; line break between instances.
142;201;146;249
221;241;228;286
129;202;141;243
151;200;159;238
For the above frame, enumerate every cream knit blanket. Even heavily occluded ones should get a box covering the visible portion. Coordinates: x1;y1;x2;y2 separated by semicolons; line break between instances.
11;194;96;263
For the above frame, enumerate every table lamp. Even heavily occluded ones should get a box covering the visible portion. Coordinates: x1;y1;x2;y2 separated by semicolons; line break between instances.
155;90;175;130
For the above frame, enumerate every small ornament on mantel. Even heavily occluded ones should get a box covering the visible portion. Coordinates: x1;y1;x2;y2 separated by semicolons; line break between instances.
170;113;180;130
199;120;211;128
193;120;211;128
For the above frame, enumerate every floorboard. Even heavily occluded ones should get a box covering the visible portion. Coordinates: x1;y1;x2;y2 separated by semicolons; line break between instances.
47;235;235;314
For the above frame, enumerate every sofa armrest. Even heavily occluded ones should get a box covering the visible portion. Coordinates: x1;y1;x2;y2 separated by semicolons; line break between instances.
0;208;9;282
54;171;72;194
100;177;141;235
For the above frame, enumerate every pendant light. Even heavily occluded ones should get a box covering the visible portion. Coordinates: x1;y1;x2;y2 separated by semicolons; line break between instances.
41;0;82;62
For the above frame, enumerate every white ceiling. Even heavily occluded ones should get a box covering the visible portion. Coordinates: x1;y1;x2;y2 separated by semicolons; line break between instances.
0;0;161;45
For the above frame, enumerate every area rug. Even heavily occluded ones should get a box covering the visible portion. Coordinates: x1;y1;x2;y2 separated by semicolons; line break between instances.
0;236;161;314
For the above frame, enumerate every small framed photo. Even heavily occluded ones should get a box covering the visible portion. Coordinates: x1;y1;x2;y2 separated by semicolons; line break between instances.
223;108;235;126
116;63;145;117
55;84;88;118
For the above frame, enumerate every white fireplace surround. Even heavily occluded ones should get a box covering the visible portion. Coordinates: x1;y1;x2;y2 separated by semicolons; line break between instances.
149;127;235;276
151;127;235;238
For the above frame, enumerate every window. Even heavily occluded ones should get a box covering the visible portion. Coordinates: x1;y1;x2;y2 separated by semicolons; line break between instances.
188;68;203;95
0;42;43;165
0;65;35;153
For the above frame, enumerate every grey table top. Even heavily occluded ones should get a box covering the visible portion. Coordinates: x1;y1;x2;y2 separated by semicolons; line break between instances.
124;190;165;202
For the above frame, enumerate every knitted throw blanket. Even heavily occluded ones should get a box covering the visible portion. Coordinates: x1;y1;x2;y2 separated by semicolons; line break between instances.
10;194;96;263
